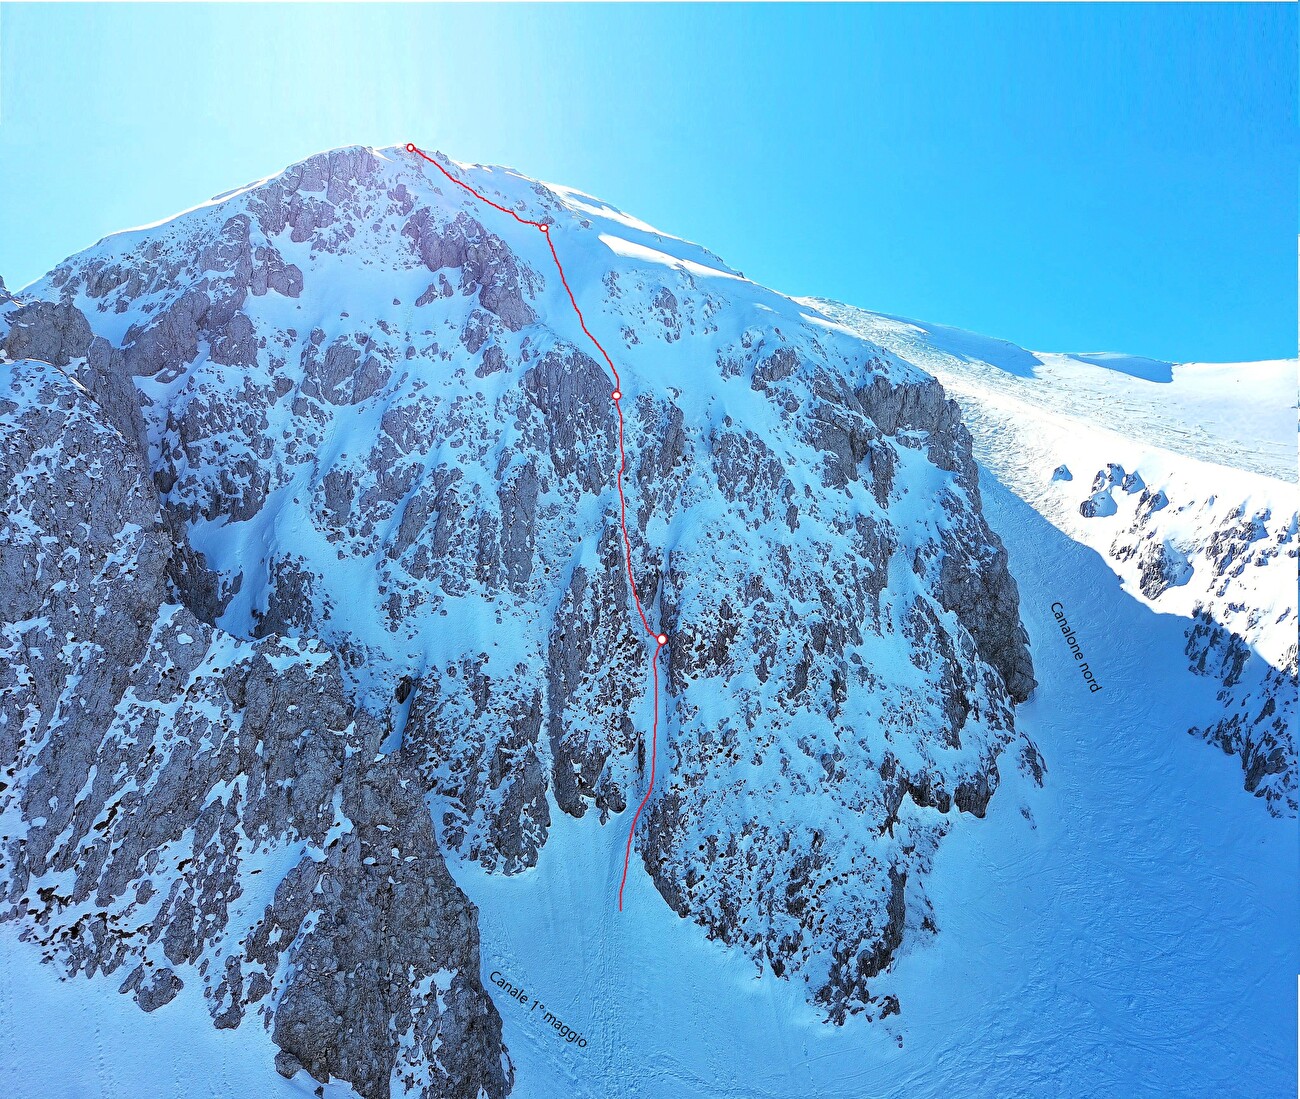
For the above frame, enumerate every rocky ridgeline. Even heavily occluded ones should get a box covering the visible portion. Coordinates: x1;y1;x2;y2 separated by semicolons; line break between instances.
5;140;1038;1066
0;346;511;1097
1076;461;1296;814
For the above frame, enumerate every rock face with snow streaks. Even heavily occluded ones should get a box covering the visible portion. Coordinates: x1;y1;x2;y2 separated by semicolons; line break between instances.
0;343;510;1099
1104;466;1297;814
4;139;1039;1068
806;297;1298;819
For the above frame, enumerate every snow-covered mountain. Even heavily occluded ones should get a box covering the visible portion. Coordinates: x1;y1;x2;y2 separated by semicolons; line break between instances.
0;145;1293;1099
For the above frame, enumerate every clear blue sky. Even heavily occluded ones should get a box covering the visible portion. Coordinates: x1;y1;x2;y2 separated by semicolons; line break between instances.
1;3;1294;362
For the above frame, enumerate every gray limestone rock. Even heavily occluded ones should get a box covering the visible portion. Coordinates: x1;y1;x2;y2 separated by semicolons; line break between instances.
854;370;1035;701
0;348;511;1099
1139;541;1191;599
271;755;512;1099
1185;609;1296;814
2;300;93;365
403;208;538;331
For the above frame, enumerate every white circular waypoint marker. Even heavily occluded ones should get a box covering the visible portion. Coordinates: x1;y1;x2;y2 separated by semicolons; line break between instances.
612;390;622;401
656;634;668;646
539;223;549;232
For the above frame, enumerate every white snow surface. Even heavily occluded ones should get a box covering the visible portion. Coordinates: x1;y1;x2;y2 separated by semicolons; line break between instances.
801;303;1295;482
808;299;1297;673
0;925;361;1099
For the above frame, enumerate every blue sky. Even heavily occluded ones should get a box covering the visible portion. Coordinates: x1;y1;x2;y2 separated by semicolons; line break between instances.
1;3;1294;362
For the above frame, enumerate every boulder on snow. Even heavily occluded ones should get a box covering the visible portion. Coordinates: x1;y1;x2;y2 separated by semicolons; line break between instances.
1139;486;1169;514
1092;463;1126;492
1080;490;1118;518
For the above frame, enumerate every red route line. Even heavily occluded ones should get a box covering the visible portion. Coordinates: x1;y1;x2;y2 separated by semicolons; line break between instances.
405;143;664;912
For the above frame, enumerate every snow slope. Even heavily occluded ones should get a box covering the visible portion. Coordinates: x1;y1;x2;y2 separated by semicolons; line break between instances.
0;926;362;1099
811;299;1297;814
13;144;1039;1031
807;306;1294;482
439;304;1300;1096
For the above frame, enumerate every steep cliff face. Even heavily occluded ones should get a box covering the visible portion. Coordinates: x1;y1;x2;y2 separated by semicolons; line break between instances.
0;341;511;1098
6;142;1036;1044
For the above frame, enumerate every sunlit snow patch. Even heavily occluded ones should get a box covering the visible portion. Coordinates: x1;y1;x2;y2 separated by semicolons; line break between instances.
598;233;745;282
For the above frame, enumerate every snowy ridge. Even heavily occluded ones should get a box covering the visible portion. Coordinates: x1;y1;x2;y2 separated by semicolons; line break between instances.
804;302;1295;481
